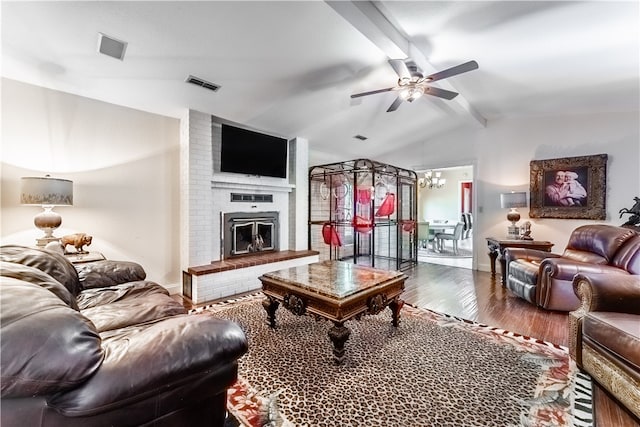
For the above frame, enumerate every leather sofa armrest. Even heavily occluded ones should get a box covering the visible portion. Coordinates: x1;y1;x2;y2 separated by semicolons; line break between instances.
569;273;640;366
540;258;628;282
48;313;248;417
572;273;640;314
75;260;146;289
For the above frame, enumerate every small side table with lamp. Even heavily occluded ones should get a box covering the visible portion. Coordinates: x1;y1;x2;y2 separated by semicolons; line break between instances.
489;191;553;284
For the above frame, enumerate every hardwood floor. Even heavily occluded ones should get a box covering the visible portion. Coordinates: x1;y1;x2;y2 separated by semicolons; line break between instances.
179;261;639;427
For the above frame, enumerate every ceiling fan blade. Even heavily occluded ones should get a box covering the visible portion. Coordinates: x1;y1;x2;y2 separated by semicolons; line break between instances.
386;97;403;112
424;86;459;100
425;60;479;83
350;87;395;98
388;59;411;80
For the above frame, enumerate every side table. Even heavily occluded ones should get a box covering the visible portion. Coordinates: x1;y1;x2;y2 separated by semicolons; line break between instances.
64;252;105;264
486;238;554;285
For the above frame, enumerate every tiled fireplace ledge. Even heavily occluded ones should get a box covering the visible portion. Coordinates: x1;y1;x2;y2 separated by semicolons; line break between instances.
184;250;320;304
187;250;319;275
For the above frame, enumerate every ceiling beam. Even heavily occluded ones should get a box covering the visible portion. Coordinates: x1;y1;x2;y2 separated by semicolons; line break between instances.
326;0;486;128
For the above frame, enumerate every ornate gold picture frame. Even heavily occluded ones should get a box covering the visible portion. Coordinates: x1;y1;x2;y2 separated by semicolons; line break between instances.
529;154;607;219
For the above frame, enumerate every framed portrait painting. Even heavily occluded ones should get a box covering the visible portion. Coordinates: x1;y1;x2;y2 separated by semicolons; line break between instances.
529;154;607;219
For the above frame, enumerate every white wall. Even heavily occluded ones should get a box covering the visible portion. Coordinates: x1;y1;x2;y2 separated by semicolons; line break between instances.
3;78;638;281
382;112;640;271
1;78;181;289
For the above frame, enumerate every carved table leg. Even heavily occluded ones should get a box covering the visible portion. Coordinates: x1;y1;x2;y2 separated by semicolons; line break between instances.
499;255;507;286
488;249;498;277
328;322;351;365
389;298;404;327
262;296;279;329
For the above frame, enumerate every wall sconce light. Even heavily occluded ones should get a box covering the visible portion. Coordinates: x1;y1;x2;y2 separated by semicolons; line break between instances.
21;175;73;247
500;191;527;239
418;170;446;189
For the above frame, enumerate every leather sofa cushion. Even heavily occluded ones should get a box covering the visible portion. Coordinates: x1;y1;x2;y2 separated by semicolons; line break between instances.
77;280;174;309
0;278;103;397
565;225;637;262
0;261;79;310
583;312;640;370
0;245;82;296
562;249;607;264
81;287;187;332
48;314;248;417
611;234;640;274
75;260;146;289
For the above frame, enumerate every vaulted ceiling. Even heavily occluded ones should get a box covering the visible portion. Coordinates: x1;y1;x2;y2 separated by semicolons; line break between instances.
2;1;638;162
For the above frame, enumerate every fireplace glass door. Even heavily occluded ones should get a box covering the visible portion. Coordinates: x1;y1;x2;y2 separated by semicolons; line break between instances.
255;222;274;251
231;220;275;255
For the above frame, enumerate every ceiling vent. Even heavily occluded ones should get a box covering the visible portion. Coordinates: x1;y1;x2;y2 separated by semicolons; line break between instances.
353;134;368;141
97;33;127;61
185;75;221;92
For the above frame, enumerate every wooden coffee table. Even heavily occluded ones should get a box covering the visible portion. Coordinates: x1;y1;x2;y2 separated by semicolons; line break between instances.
259;260;407;364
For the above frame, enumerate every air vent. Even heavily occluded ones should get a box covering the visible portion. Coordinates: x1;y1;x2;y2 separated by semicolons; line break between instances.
185;75;221;92
97;33;127;61
354;134;368;141
230;193;273;203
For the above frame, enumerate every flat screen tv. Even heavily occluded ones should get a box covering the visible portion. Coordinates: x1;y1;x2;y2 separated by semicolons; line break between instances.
220;124;288;178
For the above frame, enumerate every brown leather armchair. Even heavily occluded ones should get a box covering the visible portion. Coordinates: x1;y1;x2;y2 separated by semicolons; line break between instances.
569;273;640;421
504;225;639;311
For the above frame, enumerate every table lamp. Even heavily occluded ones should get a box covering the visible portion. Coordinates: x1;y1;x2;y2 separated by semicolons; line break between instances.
21;175;73;247
500;191;527;239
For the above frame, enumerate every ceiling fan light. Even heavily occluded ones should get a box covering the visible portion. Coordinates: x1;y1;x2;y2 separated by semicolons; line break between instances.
400;88;410;99
405;87;424;102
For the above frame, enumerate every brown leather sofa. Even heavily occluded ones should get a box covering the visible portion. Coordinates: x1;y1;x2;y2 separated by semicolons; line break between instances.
504;225;639;311
0;245;248;427
569;273;640;421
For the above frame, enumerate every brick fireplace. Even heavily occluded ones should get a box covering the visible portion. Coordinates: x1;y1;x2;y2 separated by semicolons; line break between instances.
179;110;316;303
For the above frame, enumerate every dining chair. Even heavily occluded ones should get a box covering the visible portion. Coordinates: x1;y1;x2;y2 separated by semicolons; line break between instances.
461;214;469;239
434;222;465;254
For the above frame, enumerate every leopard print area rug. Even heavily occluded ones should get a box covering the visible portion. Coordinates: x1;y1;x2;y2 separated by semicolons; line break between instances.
194;294;592;427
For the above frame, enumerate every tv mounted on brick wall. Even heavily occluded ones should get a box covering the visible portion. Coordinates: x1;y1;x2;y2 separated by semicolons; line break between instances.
221;124;288;178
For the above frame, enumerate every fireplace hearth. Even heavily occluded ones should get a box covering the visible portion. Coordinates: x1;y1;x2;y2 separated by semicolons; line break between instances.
222;211;279;259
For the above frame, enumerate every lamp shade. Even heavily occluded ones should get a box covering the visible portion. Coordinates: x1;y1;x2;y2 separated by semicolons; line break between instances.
500;192;527;209
21;176;73;206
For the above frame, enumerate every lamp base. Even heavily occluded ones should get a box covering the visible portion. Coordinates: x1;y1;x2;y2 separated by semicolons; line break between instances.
36;236;61;248
34;206;63;247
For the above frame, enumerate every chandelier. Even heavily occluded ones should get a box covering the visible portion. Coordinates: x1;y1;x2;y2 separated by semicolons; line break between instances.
418;170;446;189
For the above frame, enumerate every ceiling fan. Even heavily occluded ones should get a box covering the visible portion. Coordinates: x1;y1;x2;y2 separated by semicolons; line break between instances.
350;59;478;112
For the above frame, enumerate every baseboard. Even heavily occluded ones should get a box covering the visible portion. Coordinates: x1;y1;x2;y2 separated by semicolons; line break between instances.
163;282;182;295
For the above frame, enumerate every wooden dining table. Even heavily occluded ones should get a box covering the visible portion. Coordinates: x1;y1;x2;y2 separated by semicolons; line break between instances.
428;223;457;233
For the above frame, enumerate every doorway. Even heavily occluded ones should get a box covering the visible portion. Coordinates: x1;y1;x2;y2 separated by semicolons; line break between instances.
416;165;474;269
